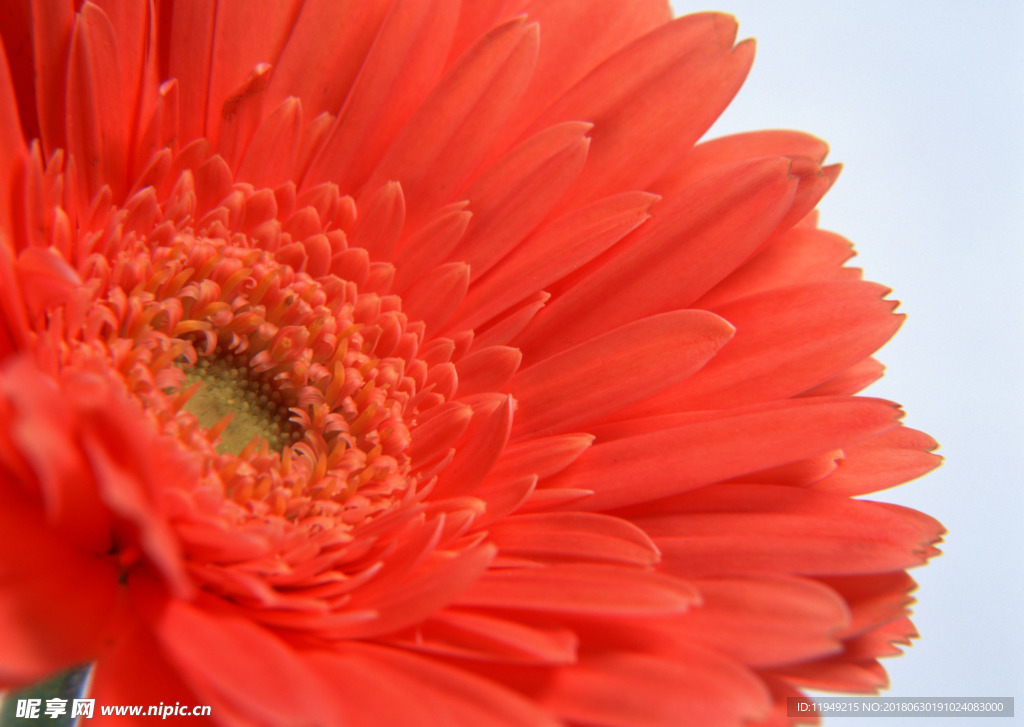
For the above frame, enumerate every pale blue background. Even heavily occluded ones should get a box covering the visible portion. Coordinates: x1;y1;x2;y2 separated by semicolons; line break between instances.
670;2;1024;724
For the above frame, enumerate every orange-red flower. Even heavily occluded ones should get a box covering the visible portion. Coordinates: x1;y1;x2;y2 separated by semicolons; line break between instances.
0;2;943;725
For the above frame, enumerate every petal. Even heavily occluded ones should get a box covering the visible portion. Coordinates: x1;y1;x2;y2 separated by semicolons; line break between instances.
329;541;496;639
0;483;120;686
67;2;127;199
527;13;753;210
471;290;549;349
472;473;539;528
451;190;659;331
445;121;591;283
400;261;470;332
30;0;75;157
155;599;335;726
800;357;886;397
309;643;561;727
516;157;798;362
215;62;276;174
696;223;861;310
488;0;672;147
407;402;472;465
510;310;735;437
487;512;660;566
391;201;471;290
162;1;300;148
348;180;405;260
673;575;850;669
0;39;27;238
235;95;303;188
392;609;578;665
534;648;769;727
13;246;82;320
621;281;904;414
454;346;521;397
432;395;513;498
89;621;199;727
92;0;151;163
641;484;945;577
264;0;392;119
812;426;942;496
771;651;890;695
492;432;595;482
458;563;698;615
551;397;903;511
656;129;831;198
0;242;32;354
1;360;115;552
303;0;460;192
0;0;35;139
359;17;539;223
818;572;918;639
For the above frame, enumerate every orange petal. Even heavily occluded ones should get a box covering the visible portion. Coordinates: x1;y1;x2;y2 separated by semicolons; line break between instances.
0;40;26;238
235;97;302;189
626;281;904;413
454;346;521;397
657;129;831;197
348;180;405;260
156;599;336;725
304;0;460;192
488;0;672;149
516;156;798;362
201;1;302;148
215;62;273;170
67;3;127;199
510;310;735;437
452;190;659;331
535;647;770;727
672;575;850;669
393;609;578;665
88;618;198;722
332;542;497;639
552;397;903;511
432;395;513;498
487;512;660;566
697;223;860;309
359;17;539;223
447;121;591;283
532;13;753;210
458;563;698;615
0;482;120;686
265;0;391;118
800;357;887;397
30;0;74;157
406;401;472;466
392;201;471;289
812;426;942;496
401;261;470;332
309;642;561;727
643;484;945;577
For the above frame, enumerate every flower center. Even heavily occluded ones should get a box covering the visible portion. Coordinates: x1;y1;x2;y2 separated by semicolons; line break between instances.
23;148;459;619
181;349;299;456
67;208;421;524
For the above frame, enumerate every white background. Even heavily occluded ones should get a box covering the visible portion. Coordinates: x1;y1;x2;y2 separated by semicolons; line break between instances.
671;2;1024;724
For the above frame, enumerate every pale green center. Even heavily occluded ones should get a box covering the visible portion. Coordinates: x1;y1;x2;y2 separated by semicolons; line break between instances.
182;353;298;456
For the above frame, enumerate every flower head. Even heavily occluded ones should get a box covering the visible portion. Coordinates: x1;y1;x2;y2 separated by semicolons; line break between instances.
0;2;942;725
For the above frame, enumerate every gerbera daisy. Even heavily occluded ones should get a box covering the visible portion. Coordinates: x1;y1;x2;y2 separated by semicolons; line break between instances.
0;2;943;725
